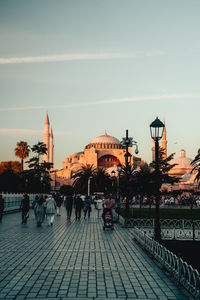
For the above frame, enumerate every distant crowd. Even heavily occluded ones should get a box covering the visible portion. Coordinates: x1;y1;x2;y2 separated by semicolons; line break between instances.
0;193;115;227
130;194;200;208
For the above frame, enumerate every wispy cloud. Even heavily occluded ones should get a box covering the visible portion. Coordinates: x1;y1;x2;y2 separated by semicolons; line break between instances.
0;128;65;136
0;128;43;136
0;51;165;64
0;93;199;112
0;53;136;64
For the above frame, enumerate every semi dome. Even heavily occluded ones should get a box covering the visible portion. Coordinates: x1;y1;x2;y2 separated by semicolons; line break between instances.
91;131;120;145
171;149;192;170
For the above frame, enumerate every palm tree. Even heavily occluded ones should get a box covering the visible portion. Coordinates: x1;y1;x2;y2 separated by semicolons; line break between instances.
72;164;95;194
14;141;30;171
93;167;111;193
191;148;200;183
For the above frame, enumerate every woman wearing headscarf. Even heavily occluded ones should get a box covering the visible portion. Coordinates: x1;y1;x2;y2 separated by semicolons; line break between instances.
45;195;57;226
34;197;45;227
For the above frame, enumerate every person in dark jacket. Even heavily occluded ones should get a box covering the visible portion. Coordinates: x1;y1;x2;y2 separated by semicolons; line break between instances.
65;195;73;220
54;193;62;216
74;195;84;220
0;194;4;222
20;194;30;224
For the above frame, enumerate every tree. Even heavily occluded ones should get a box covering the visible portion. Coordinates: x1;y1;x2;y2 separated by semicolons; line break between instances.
191;148;200;184
72;164;95;194
119;163;137;200
26;142;52;193
14;141;30;171
133;163;154;208
0;161;21;192
93;167;111;194
0;161;21;174
60;185;74;196
150;149;179;190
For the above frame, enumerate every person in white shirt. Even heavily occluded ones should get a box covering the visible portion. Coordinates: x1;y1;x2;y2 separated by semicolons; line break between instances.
96;198;103;218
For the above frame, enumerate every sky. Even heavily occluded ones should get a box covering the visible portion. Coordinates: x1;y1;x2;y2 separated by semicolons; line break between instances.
0;0;200;169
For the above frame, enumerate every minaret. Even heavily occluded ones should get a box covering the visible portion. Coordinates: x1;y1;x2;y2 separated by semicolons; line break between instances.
161;120;167;159
49;127;54;167
43;112;50;162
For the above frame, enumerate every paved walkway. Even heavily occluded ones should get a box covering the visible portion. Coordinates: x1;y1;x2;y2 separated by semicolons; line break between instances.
0;207;193;300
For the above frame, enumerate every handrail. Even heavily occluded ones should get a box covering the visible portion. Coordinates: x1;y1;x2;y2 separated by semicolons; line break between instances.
133;227;200;298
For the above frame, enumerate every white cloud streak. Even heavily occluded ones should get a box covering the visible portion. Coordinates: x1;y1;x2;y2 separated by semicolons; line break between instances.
0;128;65;136
0;53;137;64
0;51;166;64
0;93;199;112
0;128;43;136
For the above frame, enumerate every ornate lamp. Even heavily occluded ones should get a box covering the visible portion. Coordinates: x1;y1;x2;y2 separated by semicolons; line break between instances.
150;117;164;141
150;117;164;242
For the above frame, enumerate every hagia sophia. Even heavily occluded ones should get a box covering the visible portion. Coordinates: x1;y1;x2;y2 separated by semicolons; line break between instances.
43;113;197;191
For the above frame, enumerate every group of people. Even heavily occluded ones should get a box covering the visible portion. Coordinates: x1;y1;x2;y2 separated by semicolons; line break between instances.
65;194;92;220
21;193;59;227
0;192;116;227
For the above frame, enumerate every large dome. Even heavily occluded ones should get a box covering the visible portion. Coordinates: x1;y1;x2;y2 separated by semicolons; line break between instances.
91;132;120;145
171;149;192;169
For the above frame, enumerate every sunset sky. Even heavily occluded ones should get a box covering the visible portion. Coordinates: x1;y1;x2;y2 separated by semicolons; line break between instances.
0;0;200;169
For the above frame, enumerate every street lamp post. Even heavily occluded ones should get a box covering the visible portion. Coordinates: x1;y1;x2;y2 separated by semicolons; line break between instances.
40;176;43;193
117;163;122;203
88;176;92;197
150;117;164;242
121;129;138;219
111;170;116;196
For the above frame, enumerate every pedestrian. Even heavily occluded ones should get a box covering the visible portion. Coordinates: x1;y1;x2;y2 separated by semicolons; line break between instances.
45;195;57;226
20;194;30;224
34;197;45;227
65;195;73;220
96;197;103;218
103;195;115;211
74;195;84;220
103;195;115;218
0;194;4;223
54;193;62;216
32;195;39;209
83;196;91;219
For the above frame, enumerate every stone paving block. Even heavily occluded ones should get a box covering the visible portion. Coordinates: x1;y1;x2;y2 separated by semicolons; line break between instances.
0;210;195;300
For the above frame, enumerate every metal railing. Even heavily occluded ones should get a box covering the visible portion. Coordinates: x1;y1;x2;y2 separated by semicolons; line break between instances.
2;193;41;212
133;228;200;299
115;214;200;240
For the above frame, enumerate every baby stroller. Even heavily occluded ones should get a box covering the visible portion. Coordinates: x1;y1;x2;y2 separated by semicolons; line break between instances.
102;208;114;231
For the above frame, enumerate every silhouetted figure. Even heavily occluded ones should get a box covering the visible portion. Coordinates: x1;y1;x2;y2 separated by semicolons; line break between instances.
54;193;62;216
75;195;84;220
0;194;4;222
20;194;30;224
65;195;73;220
83;196;91;219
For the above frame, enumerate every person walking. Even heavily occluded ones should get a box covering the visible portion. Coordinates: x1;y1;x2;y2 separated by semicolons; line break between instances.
83;196;92;219
0;194;4;223
96;197;103;218
74;195;84;220
34;197;45;227
54;193;62;216
20;194;30;224
65;195;73;220
45;195;57;226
